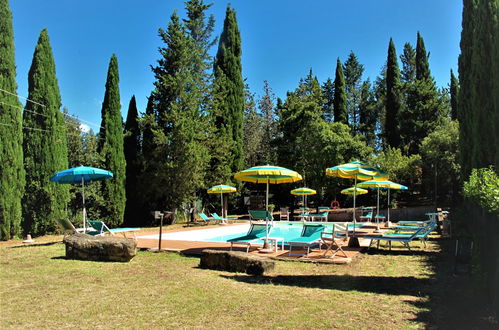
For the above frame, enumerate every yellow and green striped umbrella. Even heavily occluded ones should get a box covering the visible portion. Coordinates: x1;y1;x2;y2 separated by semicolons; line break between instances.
291;187;317;209
357;180;408;225
235;165;302;244
208;185;237;217
341;187;368;195
326;161;388;230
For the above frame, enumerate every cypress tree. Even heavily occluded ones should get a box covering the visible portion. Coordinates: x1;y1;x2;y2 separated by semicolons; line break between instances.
358;79;378;149
22;29;69;236
213;5;244;175
450;69;459;121
98;55;126;227
416;32;430;81
333;58;347;124
384;38;402;149
0;0;25;240
123;96;141;226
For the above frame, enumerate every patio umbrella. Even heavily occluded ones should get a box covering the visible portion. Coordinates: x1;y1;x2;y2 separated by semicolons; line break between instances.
235;165;302;248
356;180;408;227
291;187;316;209
50;166;113;232
326;161;387;233
340;187;368;196
207;185;236;218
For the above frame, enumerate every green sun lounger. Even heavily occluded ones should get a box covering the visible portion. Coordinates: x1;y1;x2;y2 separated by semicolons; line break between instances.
88;220;140;239
364;222;436;250
228;223;269;252
288;224;325;256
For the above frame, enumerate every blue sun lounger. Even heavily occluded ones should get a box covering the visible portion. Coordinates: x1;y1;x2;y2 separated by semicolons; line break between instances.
364;221;436;250
228;223;269;253
288;224;325;256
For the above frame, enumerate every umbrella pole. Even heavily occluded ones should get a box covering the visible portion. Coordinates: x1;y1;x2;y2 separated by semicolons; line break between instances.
82;177;86;233
220;193;223;219
375;188;380;232
353;177;357;235
388;189;391;227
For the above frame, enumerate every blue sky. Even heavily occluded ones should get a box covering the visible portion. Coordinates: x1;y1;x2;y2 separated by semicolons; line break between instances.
10;0;462;130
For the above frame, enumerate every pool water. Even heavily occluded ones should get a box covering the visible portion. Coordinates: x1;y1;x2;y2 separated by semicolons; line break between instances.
138;221;365;244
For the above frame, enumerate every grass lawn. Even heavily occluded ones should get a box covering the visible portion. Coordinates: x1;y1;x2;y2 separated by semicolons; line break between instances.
0;233;496;329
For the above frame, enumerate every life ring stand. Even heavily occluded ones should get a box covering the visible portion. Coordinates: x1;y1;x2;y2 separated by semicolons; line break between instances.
330;200;340;209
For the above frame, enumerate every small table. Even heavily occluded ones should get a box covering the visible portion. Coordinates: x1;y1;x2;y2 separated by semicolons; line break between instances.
265;237;285;252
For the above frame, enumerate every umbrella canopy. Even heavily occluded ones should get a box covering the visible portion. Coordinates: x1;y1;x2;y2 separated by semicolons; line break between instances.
326;161;387;232
356;180;408;226
51;166;113;231
207;185;237;218
235;165;302;245
291;187;317;209
341;187;368;195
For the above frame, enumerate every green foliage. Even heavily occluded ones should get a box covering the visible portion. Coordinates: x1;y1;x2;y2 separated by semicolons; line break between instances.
123;96;142;226
98;55;126;227
400;42;416;83
213;5;245;176
420;118;461;204
333;58;347;124
343;51;364;133
358;79;378;149
148;10;211;212
0;0;25;239
321;77;334;122
458;0;499;177
384;38;402;149
258;81;278;165
450;69;459;120
374;147;421;189
415;32;430;80
243;84;264;167
463;167;499;216
22;29;69;236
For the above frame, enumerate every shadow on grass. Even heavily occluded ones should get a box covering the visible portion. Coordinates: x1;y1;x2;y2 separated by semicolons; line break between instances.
221;273;434;296
10;241;61;248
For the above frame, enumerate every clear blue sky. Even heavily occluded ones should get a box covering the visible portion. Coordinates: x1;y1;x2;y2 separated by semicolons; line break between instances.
10;0;462;130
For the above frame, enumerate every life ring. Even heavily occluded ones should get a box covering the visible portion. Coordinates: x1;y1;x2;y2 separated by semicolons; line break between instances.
330;200;340;209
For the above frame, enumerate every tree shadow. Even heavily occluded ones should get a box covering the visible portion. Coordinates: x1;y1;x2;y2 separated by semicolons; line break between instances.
10;241;61;248
221;273;434;296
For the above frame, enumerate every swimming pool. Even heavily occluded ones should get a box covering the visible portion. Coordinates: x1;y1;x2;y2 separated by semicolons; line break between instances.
138;221;364;244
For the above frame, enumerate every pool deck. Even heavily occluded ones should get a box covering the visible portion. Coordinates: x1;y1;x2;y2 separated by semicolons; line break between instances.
136;222;385;264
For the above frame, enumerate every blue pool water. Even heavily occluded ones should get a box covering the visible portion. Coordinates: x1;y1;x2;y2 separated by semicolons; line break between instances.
198;221;364;244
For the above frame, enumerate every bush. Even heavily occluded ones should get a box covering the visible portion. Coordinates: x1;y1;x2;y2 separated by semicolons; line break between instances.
463;167;499;217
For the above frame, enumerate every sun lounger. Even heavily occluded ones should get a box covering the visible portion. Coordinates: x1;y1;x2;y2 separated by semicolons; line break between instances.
248;210;273;222
308;211;328;222
198;213;219;224
55;218;98;237
228;223;269;252
359;211;373;222
364;221;436;250
211;213;229;224
88;220;140;239
288;224;325;256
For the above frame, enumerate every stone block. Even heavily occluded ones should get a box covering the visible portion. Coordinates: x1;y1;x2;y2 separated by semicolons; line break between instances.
63;233;137;262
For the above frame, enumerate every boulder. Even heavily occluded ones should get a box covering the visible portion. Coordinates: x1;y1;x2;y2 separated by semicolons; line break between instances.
199;249;275;275
63;233;137;262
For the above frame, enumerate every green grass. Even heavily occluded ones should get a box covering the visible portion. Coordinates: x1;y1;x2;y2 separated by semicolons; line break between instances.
0;235;496;329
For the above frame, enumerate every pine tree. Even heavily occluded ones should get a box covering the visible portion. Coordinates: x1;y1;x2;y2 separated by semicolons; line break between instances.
400;42;416;84
321;77;334;122
213;5;245;176
343;51;364;133
450;69;459;121
258;80;277;165
403;32;447;155
0;0;25;240
333;58;347;124
384;38;402;149
22;29;69;236
123;95;141;226
150;11;210;213
358;79;378;148
98;55;126;227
